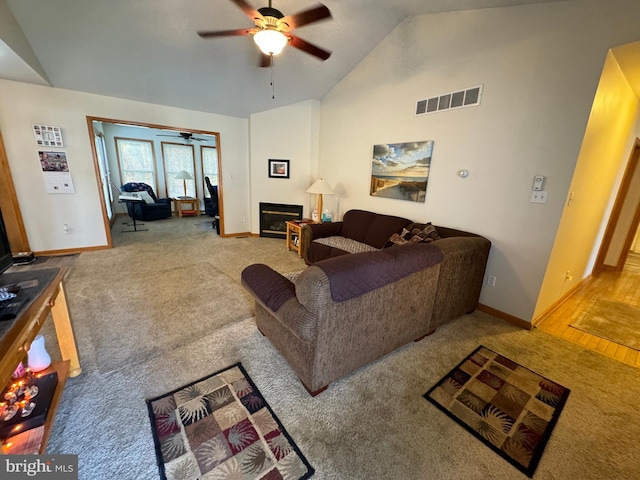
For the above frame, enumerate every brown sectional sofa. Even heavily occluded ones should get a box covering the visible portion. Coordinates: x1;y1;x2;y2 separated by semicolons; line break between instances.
241;209;491;395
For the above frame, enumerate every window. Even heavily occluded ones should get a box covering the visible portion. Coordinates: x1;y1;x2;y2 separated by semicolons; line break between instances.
201;146;219;197
115;138;156;187
162;143;196;198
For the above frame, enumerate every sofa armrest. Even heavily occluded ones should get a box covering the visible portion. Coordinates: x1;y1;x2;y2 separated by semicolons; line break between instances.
241;264;296;312
431;235;491;328
302;222;343;260
305;222;343;240
156;198;172;205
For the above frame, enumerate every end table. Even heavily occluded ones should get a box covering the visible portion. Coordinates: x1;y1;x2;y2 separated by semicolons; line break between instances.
173;197;200;217
286;219;314;258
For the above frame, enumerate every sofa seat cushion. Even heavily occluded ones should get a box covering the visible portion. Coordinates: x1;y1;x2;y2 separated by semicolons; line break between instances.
313;236;379;255
314;242;444;302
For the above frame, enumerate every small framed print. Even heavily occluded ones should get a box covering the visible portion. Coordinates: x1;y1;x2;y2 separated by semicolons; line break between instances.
268;159;290;179
33;125;64;147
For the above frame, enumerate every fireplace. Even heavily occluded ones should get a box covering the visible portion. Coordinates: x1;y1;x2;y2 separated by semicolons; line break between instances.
260;203;303;238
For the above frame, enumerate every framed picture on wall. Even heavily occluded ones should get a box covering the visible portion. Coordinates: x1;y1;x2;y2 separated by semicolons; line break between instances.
268;159;290;179
370;140;433;203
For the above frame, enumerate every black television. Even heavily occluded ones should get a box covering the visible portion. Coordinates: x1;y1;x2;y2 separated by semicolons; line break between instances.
0;207;13;275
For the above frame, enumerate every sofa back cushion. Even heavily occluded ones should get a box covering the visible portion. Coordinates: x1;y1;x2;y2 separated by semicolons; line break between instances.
312;242;444;302
341;210;412;249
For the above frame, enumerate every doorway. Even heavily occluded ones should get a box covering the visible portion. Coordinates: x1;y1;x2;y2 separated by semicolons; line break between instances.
593;139;640;273
86;117;224;247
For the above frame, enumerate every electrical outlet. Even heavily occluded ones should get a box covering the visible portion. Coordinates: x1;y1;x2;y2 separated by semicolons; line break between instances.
487;275;496;287
63;224;71;234
530;191;548;204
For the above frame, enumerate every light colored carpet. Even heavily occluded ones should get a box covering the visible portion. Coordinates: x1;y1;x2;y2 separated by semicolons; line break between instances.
194;220;215;232
570;297;640;350
73;261;253;373
38;216;640;479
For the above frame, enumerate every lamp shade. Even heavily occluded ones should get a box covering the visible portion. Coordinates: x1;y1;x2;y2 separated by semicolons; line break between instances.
253;29;288;56
175;170;193;180
306;178;334;195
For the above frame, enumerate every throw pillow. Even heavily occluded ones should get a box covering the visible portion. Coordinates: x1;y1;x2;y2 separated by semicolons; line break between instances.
135;191;155;204
384;223;441;248
416;223;441;242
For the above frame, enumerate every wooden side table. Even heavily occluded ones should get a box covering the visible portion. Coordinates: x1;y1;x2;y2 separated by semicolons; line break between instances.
172;197;200;217
0;268;81;454
286;220;314;258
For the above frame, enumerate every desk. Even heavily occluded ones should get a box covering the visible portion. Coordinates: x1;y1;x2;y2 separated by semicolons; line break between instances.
0;268;81;453
173;197;200;217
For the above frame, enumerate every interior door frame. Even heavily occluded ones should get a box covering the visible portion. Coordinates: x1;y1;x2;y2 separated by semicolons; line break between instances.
85;117;224;248
593;137;640;273
0;131;30;253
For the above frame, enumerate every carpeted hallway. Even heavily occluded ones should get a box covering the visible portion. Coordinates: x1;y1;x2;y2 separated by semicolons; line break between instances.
37;216;640;479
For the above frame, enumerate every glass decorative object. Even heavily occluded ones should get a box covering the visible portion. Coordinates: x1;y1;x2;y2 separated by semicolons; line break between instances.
27;335;51;372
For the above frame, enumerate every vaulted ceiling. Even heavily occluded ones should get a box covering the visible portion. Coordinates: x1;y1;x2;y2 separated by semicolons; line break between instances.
0;0;606;118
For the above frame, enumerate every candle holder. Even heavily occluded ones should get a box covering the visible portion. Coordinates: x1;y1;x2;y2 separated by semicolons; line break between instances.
0;371;57;440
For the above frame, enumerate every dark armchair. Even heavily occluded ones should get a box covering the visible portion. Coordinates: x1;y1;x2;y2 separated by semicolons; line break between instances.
121;183;172;221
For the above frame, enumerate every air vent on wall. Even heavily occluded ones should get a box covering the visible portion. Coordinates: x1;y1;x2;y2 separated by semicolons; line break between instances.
415;85;483;116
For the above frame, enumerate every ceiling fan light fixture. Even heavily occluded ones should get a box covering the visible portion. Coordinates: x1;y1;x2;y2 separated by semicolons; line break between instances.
253;28;287;56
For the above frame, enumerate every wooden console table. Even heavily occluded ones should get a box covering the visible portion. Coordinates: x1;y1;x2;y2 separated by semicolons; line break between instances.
0;268;81;453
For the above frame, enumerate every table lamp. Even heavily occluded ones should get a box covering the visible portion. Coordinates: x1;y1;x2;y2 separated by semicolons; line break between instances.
306;178;334;222
175;170;193;197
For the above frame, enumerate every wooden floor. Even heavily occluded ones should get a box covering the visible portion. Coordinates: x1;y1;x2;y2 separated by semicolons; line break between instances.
535;252;640;368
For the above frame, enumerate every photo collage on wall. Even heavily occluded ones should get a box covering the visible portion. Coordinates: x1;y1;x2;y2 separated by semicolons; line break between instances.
33;125;75;193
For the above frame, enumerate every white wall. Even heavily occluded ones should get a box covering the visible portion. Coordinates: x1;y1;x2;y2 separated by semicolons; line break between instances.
0;79;250;251
318;0;640;321
248;100;320;233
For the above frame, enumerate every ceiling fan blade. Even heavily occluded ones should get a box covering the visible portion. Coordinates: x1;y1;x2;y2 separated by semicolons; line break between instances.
288;34;331;61
198;28;253;38
280;4;331;30
259;53;272;68
230;0;261;20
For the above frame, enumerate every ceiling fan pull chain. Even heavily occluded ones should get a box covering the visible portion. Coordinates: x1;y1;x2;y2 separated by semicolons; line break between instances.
270;55;276;99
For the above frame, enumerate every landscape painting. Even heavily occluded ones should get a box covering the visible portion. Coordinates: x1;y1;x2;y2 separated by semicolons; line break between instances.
370;140;433;202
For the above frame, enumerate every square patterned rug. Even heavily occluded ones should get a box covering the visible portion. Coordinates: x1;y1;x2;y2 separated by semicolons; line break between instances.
146;363;314;480
424;346;570;478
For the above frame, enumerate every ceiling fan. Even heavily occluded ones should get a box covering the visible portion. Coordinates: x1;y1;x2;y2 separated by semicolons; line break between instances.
157;132;209;142
198;0;332;66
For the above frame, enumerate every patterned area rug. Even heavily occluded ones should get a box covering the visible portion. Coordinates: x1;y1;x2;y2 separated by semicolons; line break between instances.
146;363;314;480
424;346;570;478
570;297;640;350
